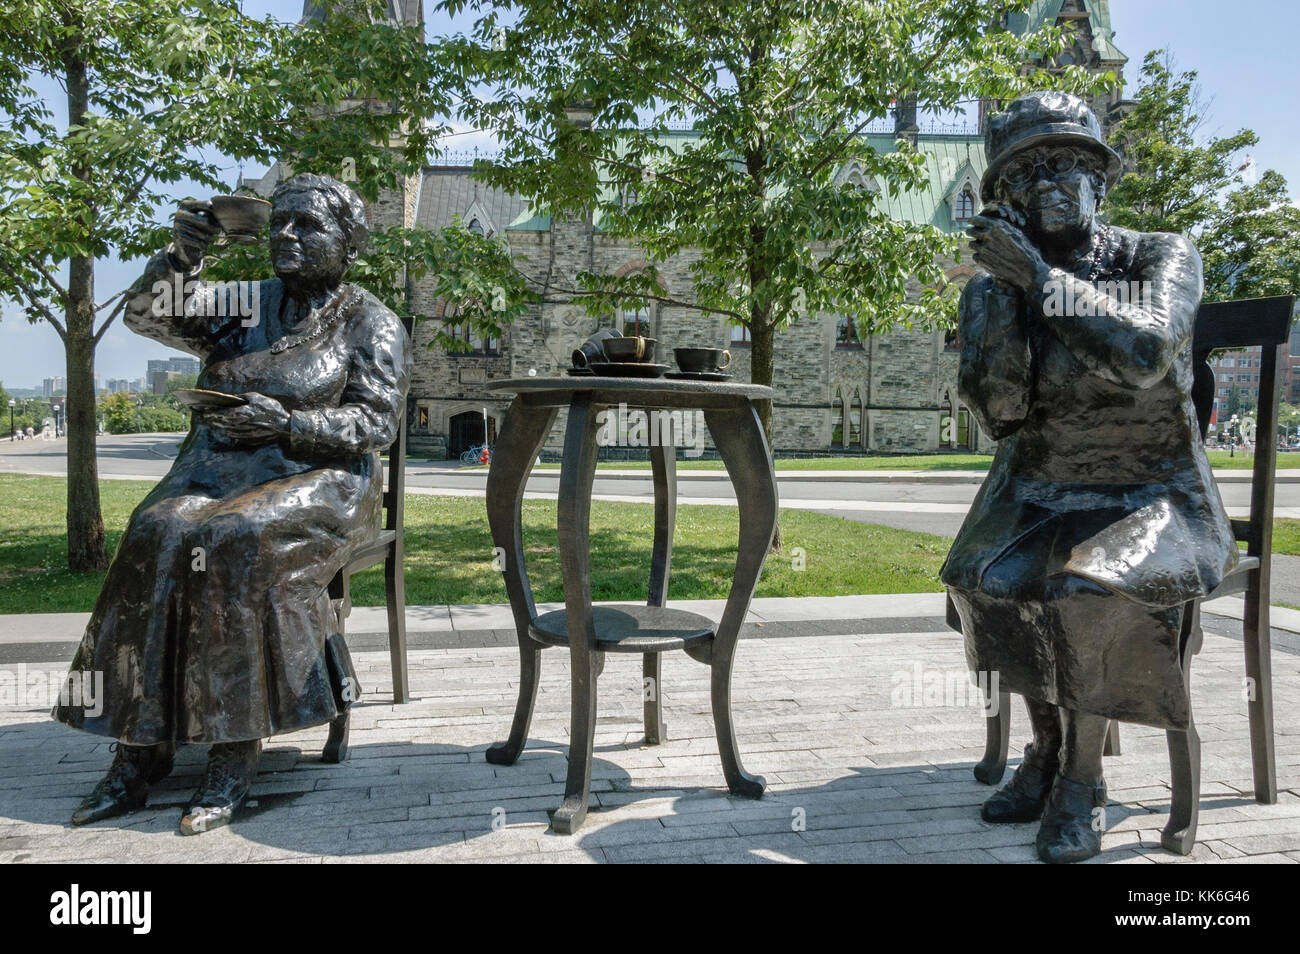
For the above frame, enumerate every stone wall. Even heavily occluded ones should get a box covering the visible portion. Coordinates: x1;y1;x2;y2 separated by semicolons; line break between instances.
403;214;996;458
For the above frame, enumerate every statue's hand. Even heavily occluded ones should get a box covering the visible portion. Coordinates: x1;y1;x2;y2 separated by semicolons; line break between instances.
172;198;221;270
968;212;1045;293
200;393;290;443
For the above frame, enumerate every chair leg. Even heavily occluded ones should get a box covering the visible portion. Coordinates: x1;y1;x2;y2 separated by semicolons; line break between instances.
1103;720;1122;757
385;543;409;704
322;713;350;764
643;653;665;745
1243;576;1278;803
486;645;542;766
1162;716;1200;854
1163;601;1204;855
974;689;1011;785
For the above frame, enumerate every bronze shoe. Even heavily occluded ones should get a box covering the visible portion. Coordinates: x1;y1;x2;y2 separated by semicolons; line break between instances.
71;742;174;826
179;740;261;836
981;743;1059;824
1036;774;1108;864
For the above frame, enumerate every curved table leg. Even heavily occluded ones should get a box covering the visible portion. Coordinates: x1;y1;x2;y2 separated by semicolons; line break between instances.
485;396;559;767
703;402;777;799
552;392;602;834
643;441;676;745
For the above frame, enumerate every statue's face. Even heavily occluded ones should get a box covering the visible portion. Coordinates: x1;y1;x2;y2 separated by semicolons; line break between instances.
269;189;353;288
996;146;1102;238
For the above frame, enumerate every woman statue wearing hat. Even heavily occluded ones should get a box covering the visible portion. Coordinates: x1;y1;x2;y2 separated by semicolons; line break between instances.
53;174;412;834
941;92;1237;862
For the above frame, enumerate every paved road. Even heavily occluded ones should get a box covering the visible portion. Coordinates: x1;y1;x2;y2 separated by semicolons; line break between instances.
5;433;1299;537
8;431;1300;606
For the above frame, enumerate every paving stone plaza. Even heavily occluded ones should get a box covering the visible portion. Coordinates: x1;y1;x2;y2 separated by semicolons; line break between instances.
3;596;1295;865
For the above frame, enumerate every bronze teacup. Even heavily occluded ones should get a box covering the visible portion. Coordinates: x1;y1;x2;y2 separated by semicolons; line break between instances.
674;347;731;373
603;336;656;362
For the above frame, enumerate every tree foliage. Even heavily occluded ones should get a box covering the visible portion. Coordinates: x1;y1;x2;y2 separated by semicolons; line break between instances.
1106;50;1300;302
445;0;1113;430
0;0;531;568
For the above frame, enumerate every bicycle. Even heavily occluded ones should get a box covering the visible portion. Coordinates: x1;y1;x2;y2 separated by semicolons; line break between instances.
461;443;492;465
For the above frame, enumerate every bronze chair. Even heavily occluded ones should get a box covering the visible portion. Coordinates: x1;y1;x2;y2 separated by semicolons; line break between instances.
957;293;1293;854
322;316;413;762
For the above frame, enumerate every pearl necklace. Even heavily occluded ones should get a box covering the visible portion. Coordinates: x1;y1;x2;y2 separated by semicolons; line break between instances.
1076;225;1111;280
271;286;361;354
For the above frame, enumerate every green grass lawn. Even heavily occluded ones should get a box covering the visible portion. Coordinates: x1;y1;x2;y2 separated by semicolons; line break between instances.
459;449;1274;472
0;473;951;614
1271;519;1300;557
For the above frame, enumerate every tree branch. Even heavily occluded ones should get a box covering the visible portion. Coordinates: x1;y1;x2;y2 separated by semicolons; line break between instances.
95;288;126;313
92;294;127;346
536;277;745;322
21;253;70;310
602;42;719;113
0;260;68;340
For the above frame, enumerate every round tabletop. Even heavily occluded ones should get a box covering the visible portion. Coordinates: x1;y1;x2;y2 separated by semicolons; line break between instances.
486;376;773;399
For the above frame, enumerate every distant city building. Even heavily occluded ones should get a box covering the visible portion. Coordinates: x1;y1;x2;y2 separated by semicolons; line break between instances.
149;370;183;395
1207;320;1300;415
147;357;199;377
42;376;65;397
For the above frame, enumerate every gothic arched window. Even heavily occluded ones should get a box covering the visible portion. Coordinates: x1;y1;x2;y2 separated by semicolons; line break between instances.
621;301;649;337
443;303;498;355
467;218;484;236
836;315;861;348
954;185;975;222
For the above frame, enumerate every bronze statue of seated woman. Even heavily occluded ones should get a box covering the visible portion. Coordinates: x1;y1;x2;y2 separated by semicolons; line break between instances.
942;92;1237;863
53;174;412;834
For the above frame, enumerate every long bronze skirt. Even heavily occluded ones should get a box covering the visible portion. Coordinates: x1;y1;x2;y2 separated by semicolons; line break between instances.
948;574;1190;730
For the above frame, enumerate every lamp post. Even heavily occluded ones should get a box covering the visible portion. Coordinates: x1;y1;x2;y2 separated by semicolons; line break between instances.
7;399;13;440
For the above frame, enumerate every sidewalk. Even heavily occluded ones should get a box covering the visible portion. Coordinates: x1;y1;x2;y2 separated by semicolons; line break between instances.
1;595;1297;864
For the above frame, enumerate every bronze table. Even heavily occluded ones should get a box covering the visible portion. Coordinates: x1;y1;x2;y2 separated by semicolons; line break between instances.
484;377;778;833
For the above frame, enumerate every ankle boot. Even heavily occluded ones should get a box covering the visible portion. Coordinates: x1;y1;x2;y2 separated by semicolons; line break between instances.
1036;774;1108;864
72;742;175;826
981;742;1059;824
179;740;261;836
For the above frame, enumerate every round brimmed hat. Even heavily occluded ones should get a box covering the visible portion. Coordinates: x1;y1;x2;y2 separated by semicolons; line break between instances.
980;91;1122;202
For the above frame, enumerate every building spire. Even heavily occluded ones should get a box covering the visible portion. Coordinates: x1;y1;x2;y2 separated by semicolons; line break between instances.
301;1;424;27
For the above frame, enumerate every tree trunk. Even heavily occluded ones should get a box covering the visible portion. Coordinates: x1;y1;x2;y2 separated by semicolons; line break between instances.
748;315;781;553
63;44;107;572
64;312;106;571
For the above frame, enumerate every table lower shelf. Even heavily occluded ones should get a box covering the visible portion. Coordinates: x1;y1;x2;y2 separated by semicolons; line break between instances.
529;604;715;653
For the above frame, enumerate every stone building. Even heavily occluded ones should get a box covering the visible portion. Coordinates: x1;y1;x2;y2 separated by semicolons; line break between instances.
269;0;1128;458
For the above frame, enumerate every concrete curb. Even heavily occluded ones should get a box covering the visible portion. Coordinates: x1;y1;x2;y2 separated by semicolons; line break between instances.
436;466;1300;484
2;592;1294;644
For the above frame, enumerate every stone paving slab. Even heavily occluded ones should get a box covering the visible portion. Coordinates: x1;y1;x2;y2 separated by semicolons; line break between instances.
1;628;1296;864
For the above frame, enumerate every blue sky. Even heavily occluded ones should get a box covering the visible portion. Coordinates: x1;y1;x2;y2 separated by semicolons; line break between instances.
1;0;1294;389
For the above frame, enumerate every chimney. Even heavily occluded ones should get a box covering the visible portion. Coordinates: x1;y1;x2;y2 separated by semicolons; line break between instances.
894;94;918;146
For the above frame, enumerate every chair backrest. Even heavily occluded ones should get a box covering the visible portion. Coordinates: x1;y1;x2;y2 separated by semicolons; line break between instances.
380;315;413;535
1191;294;1296;558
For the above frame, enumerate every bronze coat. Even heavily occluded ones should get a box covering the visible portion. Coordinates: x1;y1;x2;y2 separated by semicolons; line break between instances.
53;252;412;744
940;225;1237;727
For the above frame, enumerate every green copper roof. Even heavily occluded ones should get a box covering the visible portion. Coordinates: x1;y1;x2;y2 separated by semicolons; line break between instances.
866;134;987;232
1006;0;1125;64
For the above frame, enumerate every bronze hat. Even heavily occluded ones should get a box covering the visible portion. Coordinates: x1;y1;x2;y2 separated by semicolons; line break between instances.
981;91;1122;202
